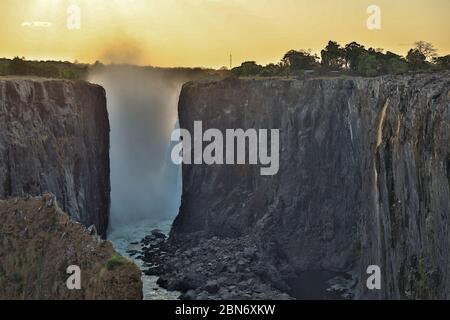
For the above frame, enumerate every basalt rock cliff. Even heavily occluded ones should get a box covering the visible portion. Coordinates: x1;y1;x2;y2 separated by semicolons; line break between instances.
172;73;450;299
0;77;110;237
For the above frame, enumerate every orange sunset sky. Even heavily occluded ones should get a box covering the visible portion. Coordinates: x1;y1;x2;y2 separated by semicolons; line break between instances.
0;0;449;68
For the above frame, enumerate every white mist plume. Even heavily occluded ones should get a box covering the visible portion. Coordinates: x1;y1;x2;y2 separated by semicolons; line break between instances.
88;65;204;230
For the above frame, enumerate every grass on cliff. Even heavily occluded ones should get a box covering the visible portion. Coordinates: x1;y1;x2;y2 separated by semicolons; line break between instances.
105;255;132;271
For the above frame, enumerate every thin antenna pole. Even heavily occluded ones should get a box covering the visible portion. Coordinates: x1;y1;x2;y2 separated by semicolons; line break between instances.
230;54;232;69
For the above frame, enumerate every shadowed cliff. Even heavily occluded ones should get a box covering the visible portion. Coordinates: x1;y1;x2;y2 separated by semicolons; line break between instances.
171;73;450;299
0;77;110;237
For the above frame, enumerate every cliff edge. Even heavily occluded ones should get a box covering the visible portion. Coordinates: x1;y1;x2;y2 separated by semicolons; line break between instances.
0;194;142;300
0;77;110;237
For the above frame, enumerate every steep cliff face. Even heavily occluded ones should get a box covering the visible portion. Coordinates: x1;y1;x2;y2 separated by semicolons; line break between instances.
0;194;142;300
0;77;110;237
172;73;450;299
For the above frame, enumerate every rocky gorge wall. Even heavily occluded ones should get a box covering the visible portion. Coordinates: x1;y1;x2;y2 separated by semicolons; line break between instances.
0;77;110;237
172;73;450;299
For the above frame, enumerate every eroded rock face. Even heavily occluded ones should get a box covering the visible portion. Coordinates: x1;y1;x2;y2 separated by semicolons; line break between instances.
172;73;450;299
0;194;142;300
0;77;110;237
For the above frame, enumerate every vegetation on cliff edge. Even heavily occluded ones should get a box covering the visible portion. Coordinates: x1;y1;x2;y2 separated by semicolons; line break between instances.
231;40;450;78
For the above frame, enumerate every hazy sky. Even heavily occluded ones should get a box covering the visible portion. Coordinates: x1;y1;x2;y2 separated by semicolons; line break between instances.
0;0;449;68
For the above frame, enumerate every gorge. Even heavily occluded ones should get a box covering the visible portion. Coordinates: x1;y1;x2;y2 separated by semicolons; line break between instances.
0;70;449;300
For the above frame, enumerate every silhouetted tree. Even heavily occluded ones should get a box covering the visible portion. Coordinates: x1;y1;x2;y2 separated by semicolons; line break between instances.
259;63;283;77
344;42;366;70
282;50;319;72
385;57;409;74
9;57;28;75
433;55;450;69
407;48;428;70
414;41;437;61
227;40;447;78
231;61;263;76
356;52;379;77
321;41;346;70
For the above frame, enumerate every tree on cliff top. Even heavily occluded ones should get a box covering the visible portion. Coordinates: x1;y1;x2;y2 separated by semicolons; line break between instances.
321;41;346;70
356;52;379;77
281;50;319;72
407;48;428;70
434;55;450;69
231;61;263;77
230;40;447;78
406;41;438;71
414;41;437;61
344;42;366;70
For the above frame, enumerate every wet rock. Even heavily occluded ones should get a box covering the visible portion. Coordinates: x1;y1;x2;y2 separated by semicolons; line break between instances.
243;248;257;260
204;280;219;294
148;234;293;300
157;276;169;288
151;229;167;239
228;266;237;273
177;273;206;292
126;250;140;257
179;290;197;301
144;266;163;276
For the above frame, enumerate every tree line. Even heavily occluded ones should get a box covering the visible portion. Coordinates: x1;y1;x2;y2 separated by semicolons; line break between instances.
0;57;89;79
231;41;450;77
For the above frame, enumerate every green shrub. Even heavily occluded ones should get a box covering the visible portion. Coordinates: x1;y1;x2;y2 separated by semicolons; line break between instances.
105;255;129;271
356;53;379;77
231;61;264;77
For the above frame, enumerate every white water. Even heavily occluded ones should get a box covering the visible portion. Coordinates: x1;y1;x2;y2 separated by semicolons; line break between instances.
108;219;180;300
